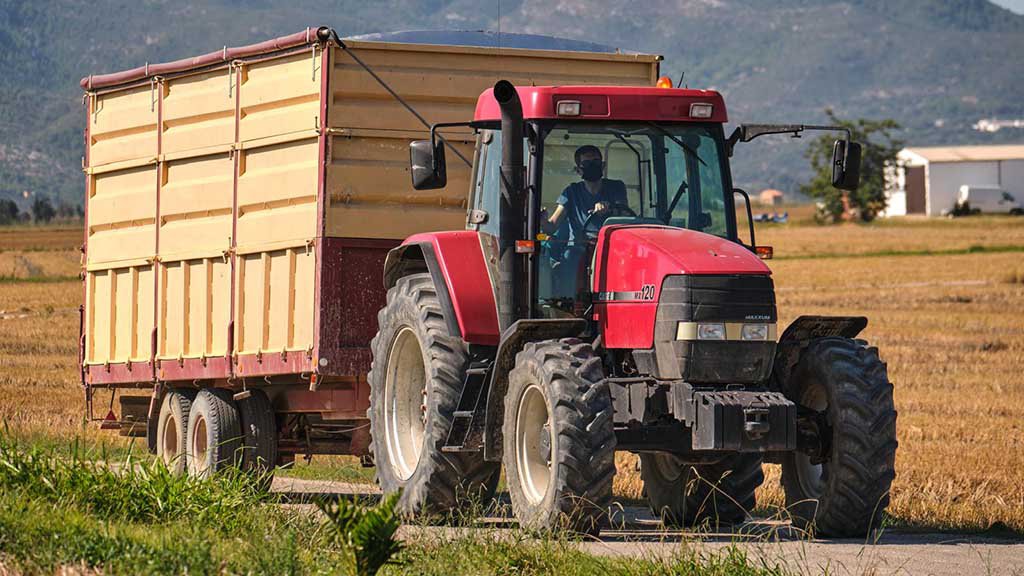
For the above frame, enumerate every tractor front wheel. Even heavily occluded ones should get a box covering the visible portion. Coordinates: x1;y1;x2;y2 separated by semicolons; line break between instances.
503;338;616;534
781;337;897;537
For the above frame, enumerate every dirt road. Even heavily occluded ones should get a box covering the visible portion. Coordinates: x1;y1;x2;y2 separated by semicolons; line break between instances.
272;477;1024;576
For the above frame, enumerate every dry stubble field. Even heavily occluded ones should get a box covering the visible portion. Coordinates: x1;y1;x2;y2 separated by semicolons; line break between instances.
1;216;1022;533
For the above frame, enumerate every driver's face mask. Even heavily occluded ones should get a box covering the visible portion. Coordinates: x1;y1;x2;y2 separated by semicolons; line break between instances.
578;158;603;182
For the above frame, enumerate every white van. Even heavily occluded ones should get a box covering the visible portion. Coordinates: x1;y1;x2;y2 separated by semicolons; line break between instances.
950;186;1023;216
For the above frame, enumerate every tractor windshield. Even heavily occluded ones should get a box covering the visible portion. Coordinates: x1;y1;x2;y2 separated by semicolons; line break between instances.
539;122;732;245
535;122;734;317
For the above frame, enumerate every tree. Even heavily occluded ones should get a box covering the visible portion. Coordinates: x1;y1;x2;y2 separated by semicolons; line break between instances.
800;110;903;223
0;199;19;225
31;196;56;224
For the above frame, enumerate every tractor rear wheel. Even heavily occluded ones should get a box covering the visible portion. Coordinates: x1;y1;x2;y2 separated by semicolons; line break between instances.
780;337;897;537
156;389;196;475
640;453;763;527
503;338;616;534
368;273;499;518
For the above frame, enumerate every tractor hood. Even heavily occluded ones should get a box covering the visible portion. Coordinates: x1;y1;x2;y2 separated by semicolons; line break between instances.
593;225;770;290
592;225;772;350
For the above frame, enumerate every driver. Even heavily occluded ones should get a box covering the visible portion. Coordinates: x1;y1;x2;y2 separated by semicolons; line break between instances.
541;145;628;242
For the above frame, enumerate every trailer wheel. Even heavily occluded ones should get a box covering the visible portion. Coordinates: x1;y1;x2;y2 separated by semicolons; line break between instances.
186;388;243;478
368;273;499;518
237;389;278;485
640;453;763;527
503;338;616;534
156;389;196;475
781;337;897;537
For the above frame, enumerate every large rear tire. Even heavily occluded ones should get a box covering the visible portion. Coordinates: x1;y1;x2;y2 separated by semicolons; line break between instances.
780;337;897;537
502;339;616;534
186;388;242;478
368;273;499;518
155;389;196;475
640;452;763;527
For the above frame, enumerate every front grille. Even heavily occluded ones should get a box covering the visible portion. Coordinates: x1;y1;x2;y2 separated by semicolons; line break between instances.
637;274;777;384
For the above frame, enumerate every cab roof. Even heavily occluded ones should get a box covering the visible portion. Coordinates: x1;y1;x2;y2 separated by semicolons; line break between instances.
473;85;728;124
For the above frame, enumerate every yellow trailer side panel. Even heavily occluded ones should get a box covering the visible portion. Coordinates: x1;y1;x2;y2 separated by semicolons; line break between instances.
325;131;473;239
235;247;315;356
161;68;236;156
87;164;157;264
158;152;234;258
85;265;154;364
235;137;319;249
89;86;158;167
328;43;658;132
158;258;231;359
239;51;321;143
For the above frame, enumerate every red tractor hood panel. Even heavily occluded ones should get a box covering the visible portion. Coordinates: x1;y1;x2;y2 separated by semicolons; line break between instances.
594;226;770;284
593;226;771;350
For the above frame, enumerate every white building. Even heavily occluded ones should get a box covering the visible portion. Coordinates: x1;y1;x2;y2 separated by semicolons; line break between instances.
882;145;1024;217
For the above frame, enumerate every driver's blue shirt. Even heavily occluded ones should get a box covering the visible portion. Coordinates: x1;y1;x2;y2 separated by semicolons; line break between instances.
555;178;628;246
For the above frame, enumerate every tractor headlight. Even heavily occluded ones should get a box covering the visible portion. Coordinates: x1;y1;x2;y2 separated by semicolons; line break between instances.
741;323;770;341
697;323;726;341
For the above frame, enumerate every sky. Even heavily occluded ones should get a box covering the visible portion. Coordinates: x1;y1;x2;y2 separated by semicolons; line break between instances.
991;0;1024;13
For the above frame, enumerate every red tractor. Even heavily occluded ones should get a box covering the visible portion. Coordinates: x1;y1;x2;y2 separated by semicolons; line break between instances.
369;80;896;536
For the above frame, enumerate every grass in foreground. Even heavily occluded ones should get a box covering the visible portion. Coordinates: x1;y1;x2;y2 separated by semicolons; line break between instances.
0;435;787;576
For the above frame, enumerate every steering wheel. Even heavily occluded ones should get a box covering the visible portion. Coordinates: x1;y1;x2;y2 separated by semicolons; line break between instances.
582;202;638;238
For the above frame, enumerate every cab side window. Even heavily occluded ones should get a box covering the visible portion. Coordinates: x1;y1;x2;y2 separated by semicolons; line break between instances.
470;130;502;237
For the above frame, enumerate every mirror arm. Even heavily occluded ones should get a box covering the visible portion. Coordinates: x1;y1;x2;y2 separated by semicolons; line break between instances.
428;121;477;169
733;188;756;250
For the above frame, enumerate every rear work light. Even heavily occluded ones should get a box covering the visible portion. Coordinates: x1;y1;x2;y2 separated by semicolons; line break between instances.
689;103;714;119
556;100;581;116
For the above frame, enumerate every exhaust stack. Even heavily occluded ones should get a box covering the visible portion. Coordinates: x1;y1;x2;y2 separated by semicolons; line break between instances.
493;80;526;329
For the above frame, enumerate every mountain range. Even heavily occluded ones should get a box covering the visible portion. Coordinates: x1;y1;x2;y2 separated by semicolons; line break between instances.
1;0;1022;207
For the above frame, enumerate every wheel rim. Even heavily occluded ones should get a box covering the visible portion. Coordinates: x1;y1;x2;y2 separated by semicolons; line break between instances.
191;413;208;475
161;414;178;464
795;380;829;498
516;384;552;505
383;327;427;481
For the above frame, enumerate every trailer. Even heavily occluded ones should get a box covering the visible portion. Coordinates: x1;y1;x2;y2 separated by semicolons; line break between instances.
79;27;661;471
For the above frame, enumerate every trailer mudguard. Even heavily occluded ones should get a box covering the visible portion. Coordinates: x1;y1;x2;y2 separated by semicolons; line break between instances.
771;315;868;386
383;231;501;345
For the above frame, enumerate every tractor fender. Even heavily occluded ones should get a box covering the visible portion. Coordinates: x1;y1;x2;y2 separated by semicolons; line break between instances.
772;315;868;388
383;231;501;345
482;318;588;461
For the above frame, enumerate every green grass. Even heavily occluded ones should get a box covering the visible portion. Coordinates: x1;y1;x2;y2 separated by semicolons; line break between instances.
0;434;789;575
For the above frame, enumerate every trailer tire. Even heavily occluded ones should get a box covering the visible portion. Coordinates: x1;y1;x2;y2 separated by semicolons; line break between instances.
368;273;499;519
156;389;196;475
503;338;616;534
781;337;897;537
640;453;763;527
186;388;243;478
237;389;278;485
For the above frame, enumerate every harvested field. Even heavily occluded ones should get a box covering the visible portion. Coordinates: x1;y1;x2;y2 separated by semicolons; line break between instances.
1;217;1023;533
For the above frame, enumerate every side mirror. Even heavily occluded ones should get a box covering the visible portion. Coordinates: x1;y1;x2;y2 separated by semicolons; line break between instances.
410;139;447;190
832;140;862;191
